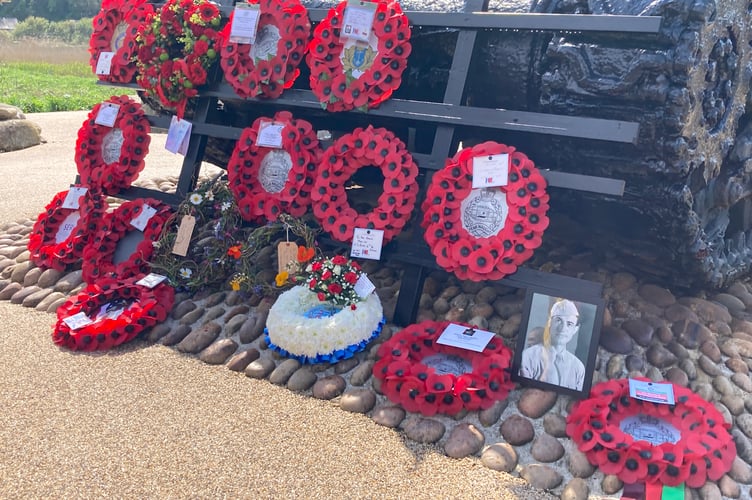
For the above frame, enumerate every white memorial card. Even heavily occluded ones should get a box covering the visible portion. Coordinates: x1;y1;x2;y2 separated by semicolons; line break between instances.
94;102;120;127
130;204;157;232
437;323;495;352
229;3;261;44
165;115;192;155
61;186;88;210
350;227;384;260
353;273;376;298
256;121;285;148
341;0;376;42
628;379;676;405
63;311;93;330
472;153;509;188
95;51;115;76
136;273;167;288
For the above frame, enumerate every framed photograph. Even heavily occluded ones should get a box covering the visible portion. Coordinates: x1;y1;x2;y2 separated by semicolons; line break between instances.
511;289;605;398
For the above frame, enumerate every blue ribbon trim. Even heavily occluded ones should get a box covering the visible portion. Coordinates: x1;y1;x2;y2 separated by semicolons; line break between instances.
264;316;386;365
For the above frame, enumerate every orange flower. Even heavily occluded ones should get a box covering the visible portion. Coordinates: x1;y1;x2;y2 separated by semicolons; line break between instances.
227;245;242;259
297;246;315;263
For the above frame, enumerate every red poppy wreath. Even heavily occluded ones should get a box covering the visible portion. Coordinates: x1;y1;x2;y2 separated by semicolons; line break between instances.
135;0;223;117
75;95;151;194
53;277;175;351
307;0;411;112
89;0;154;83
311;125;418;244
81;198;173;284
373;320;514;416
227;111;321;222
28;188;108;271
566;378;736;488
220;0;310;99
421;142;550;282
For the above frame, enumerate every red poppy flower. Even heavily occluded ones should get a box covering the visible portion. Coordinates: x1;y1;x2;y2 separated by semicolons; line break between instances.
227;245;242;259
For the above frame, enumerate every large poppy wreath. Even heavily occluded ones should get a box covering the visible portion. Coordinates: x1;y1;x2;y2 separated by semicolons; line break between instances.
307;0;411;112
373;320;514;416
75;95;151;194
566;378;736;488
311;125;418;244
82;198;173;284
220;0;310;99
88;0;154;83
53;277;175;351
227;111;321;222
28;188;108;271
135;0;223;118
421;141;550;282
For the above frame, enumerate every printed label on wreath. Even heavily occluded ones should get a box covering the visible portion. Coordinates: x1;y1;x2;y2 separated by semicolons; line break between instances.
165;115;192;155
55;211;81;244
136;273;167;288
422;353;473;376
460;189;508;239
437;323;495;352
472;153;509;188
229;3;261;44
94;102;120;127
94;298;132;322
341;0;377;42
256;121;285;148
350;227;383;260
171;215;196;256
101;128;124;164
62;311;94;330
628;379;676;405
250;24;281;63
277;241;298;274
353;273;375;298
95;51;114;76
341;37;378;79
111;22;127;51
130;204;157;232
259;150;293;194
62;186;88;210
619;414;681;446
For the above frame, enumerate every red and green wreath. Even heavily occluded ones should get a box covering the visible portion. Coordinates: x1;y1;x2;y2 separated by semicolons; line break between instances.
89;0;154;83
373;320;514;416
135;0;224;117
307;0;411;112
566;378;736;488
227;111;320;222
220;0;310;99
53;277;175;351
311;125;418;244
421;142;549;282
81;198;173;284
75;95;151;194
28;188;108;271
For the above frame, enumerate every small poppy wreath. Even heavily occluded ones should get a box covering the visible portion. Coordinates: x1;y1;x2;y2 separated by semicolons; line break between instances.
373;320;514;416
28;188;108;271
135;0;223;118
53;277;175;351
75;95;151;194
88;0;154;83
566;378;736;488
226;111;321;222
220;0;311;99
421;141;550;282
311;125;419;244
307;0;411;112
81;198;173;284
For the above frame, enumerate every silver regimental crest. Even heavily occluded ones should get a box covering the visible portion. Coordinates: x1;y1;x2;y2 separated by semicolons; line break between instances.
101;128;124;164
259;149;293;193
422;353;472;376
111;22;128;52
461;189;508;238
251;24;281;63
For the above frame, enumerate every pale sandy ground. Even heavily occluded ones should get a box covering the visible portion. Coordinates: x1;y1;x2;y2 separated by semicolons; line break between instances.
0;111;552;499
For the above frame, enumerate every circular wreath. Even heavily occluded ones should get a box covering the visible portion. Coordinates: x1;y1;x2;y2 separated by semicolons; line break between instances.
227;111;321;222
135;0;223;117
220;0;311;99
566;378;736;488
53;277;175;351
373;320;514;416
81;198;173;284
89;0;154;83
307;0;411;112
75;95;151;194
420;141;549;282
311;125;418;244
265;285;384;364
28;188;108;271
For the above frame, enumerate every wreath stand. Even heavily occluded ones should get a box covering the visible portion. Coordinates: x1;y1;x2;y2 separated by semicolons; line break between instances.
97;0;662;326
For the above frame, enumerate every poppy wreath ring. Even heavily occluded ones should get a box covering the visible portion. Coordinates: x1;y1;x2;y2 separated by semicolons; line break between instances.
53;277;175;351
220;0;311;99
311;125;419;244
421;141;550;282
75;95;151;194
227;111;320;222
372;320;514;416
566;378;736;488
89;0;154;83
82;198;173;284
307;0;411;112
28;188;108;271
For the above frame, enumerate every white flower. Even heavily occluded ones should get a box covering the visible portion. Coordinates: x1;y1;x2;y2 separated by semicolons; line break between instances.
221;201;231;212
152;241;161;248
205;191;215;201
189;193;203;205
179;267;193;279
333;265;342;275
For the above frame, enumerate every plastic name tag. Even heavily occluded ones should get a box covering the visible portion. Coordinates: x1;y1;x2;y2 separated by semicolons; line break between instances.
165;115;192;155
628;379;676;405
350;227;383;260
62;186;88;210
437;323;495;352
130;204;157;232
256;121;285;148
354;273;375;298
94;102;119;127
136;273;167;288
229;3;261;44
63;311;93;330
96;51;114;75
341;0;376;42
472;153;509;188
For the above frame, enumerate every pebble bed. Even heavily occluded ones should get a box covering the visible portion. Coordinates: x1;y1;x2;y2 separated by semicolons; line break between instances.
4;180;752;500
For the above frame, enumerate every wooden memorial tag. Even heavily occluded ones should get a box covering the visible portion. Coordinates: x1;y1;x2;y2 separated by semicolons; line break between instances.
171;215;196;256
277;241;298;274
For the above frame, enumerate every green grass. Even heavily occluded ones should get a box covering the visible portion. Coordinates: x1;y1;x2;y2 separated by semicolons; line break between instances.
0;60;131;113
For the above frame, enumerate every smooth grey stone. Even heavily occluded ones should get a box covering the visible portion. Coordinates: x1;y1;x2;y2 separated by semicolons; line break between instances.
312;374;347;400
171;300;197;320
202;305;225;322
646;344;677;368
664;303;700;323
722;393;745;416
11;285;41;304
601;475;623;495
22;266;42;286
286;367;317;392
737;414;752;440
714;375;735;395
224;305;250;322
625;354;645;372
727;357;750;374
35;291;66;312
542;413;567;438
621;318;654;346
729;456;752;484
680;358;698;380
638;283;676;307
199;338;238;364
224;313;248;336
371;405;405;428
144;323;172;343
530;433;564;462
700;340;722;362
203;291;226;307
560;478;589;500
665;366;689;387
45;296;68;314
333;357;359;374
713;293;746;312
499;414;534;446
719;474;741;498
21;287;52;308
478;399;508;427
667;340;690;360
238;309;268;344
9;261;32;283
698;482;722;500
349;359;375;386
732;372;752;392
179;307;205;325
226;349;260;372
176;322;221;354
245;357;276;379
269;359;302;386
159;325;192;346
517;388;557;419
607;354;626;379
698;354;722;377
444;423;485;458
733;429;752;464
568;448;596;478
0;281;22;300
481;442;517;472
519;464;562;491
599;326;634;354
403;417;445;444
340;388;376;414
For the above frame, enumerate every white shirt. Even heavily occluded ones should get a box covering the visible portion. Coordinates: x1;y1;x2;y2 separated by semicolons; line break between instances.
520;343;585;391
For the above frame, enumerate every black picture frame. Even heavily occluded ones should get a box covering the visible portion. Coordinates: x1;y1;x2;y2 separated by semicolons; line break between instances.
511;289;605;398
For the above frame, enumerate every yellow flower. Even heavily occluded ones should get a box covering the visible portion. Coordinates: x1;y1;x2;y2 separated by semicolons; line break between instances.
275;271;289;287
230;280;240;292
